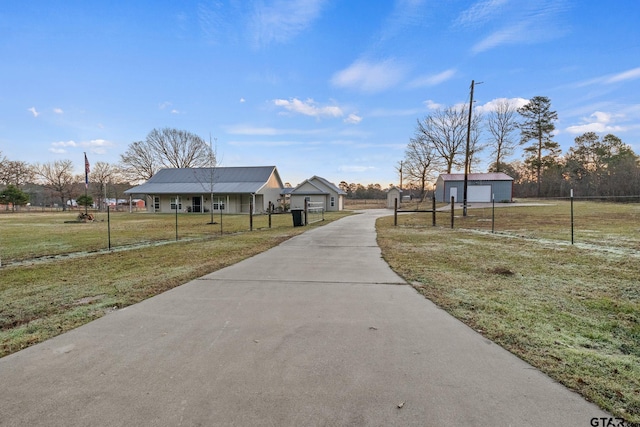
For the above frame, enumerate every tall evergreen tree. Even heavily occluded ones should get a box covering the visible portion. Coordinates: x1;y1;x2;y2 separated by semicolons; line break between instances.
517;96;559;196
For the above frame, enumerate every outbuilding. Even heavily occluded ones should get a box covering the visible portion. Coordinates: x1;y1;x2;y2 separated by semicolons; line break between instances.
435;173;513;203
288;176;346;211
386;186;403;209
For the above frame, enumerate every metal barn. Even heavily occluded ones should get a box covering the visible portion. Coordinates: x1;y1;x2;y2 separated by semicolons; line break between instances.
435;173;513;203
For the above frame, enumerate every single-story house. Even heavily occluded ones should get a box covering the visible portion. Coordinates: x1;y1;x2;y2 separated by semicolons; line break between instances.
288;176;346;211
435;172;513;203
124;166;284;214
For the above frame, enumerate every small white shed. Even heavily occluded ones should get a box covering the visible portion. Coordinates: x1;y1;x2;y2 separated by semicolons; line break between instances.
386;187;402;209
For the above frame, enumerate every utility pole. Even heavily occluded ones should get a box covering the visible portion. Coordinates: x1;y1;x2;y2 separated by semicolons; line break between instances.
399;161;403;190
463;80;480;217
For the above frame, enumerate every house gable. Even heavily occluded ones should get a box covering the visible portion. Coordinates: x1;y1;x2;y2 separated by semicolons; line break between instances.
289;176;345;211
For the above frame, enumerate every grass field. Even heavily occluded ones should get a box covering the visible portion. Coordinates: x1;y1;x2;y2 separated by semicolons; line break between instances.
0;210;351;357
0;210;305;263
378;201;640;422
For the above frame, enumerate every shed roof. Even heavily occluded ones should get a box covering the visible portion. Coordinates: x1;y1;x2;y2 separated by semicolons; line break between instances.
438;172;513;182
124;166;282;195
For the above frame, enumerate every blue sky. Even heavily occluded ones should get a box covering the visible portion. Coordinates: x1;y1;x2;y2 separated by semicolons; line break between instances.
1;0;639;187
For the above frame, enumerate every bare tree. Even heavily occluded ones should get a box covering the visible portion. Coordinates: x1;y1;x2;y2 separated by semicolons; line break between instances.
107;167;130;211
89;161;117;210
403;136;439;199
415;106;468;173
466;111;485;173
120;128;213;183
146;128;212;168
34;160;75;210
0;160;34;187
119;140;159;184
486;99;519;172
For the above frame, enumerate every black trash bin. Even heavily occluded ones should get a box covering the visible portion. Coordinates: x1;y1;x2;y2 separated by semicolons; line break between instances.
291;209;304;227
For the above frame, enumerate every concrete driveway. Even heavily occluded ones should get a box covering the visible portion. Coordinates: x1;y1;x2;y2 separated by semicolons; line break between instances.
0;210;608;426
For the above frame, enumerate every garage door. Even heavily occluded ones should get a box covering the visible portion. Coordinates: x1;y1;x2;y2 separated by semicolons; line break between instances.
468;185;492;202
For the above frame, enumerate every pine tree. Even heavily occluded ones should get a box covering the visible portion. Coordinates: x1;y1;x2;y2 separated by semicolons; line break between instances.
517;96;559;197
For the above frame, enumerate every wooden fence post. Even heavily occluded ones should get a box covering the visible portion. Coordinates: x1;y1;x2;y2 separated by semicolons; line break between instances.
394;197;398;226
450;196;455;229
250;200;253;231
432;196;436;226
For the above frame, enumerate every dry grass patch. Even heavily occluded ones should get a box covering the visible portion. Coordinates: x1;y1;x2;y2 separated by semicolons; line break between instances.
0;211;351;357
377;213;640;422
0;211;327;263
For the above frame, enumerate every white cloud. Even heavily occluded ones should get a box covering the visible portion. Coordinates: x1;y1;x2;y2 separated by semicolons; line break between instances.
424;100;444;110
53;108;64;114
573;67;640;88
87;139;112;147
171;109;181;114
344;114;362;124
466;2;570;54
409;69;456;88
52;140;78;147
159;101;172;109
331;59;407;93
28;107;40;117
455;0;509;28
604;67;640;84
273;98;343;118
472;22;528;53
565;111;626;134
475;97;529;114
250;0;327;47
51;139;112;154
240;98;246;103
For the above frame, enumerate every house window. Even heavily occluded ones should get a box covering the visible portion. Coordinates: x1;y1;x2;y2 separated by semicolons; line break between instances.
154;197;160;212
170;197;182;210
330;196;335;207
213;198;225;210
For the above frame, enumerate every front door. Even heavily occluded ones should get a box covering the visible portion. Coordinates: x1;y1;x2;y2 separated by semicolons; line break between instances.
192;196;201;213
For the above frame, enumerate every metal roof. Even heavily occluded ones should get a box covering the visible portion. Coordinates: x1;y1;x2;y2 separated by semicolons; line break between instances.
124;166;281;195
438;172;513;182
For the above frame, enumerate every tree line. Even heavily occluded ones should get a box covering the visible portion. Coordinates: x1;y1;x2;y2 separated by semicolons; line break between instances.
402;96;640;199
0;128;214;211
337;182;388;199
